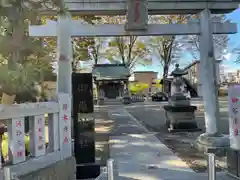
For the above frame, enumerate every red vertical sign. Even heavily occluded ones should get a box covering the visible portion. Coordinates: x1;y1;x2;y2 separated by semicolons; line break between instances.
64;114;68;121
232;97;239;103
134;0;140;23
64;137;68;143
63;104;67;111
16;121;21;128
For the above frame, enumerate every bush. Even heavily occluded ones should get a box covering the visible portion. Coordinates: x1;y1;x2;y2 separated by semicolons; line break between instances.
1;133;30;160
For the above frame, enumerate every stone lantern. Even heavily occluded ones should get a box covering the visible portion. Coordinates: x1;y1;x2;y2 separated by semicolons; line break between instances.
163;64;200;132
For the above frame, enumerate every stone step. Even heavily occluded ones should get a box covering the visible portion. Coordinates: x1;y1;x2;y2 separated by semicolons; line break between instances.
104;99;122;105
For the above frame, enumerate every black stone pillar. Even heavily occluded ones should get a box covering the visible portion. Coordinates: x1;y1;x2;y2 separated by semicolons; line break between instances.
72;73;100;179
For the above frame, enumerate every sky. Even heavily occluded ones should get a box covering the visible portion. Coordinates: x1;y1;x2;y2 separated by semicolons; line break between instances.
79;9;240;78
135;8;240;78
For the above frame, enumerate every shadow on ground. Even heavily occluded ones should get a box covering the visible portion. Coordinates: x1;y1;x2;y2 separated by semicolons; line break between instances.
127;104;229;173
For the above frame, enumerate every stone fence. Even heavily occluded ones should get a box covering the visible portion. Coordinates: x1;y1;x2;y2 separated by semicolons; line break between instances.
0;93;75;180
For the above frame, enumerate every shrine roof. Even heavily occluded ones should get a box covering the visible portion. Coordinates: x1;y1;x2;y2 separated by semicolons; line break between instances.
92;64;130;81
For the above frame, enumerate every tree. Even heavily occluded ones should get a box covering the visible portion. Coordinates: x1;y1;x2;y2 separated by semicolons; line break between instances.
147;15;189;92
71;15;101;71
100;16;151;70
148;14;231;92
0;1;101;101
89;37;106;64
129;82;149;94
106;37;151;70
0;0;63;103
180;15;231;61
41;16;101;72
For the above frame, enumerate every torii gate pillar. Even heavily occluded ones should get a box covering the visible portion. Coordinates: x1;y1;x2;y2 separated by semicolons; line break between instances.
196;9;230;151
56;15;72;96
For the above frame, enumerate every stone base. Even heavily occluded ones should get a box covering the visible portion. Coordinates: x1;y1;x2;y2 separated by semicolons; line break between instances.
19;156;76;180
170;93;190;106
164;105;200;132
168;126;201;133
194;133;230;154
76;163;101;179
97;98;104;105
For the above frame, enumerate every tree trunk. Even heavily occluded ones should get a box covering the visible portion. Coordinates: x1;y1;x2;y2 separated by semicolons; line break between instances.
8;3;24;69
161;66;169;93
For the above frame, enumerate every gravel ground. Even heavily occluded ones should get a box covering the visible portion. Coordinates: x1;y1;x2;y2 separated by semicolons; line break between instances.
126;103;229;173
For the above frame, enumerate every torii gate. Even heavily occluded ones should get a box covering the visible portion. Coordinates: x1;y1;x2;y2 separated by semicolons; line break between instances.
29;0;237;149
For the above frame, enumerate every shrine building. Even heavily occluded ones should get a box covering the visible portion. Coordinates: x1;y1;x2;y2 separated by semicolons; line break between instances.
92;64;130;99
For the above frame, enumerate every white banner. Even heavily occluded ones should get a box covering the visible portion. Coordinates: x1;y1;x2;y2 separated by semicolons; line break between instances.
228;85;240;150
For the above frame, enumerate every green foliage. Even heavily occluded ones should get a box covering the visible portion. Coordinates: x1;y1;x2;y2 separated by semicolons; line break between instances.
147;15;196;91
40;16;102;71
100;16;151;69
129;82;149;94
89;37;106;64
2;133;30;159
72;16;102;69
0;0;100;97
148;15;189;68
106;36;152;70
0;63;40;95
152;79;162;88
0;1;62;97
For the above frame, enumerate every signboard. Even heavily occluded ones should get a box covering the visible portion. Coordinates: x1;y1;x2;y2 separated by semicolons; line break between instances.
72;73;95;164
72;73;94;114
125;0;148;31
228;85;240;150
75;117;95;164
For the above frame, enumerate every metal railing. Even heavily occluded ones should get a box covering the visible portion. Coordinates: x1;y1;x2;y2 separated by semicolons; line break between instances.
131;95;145;102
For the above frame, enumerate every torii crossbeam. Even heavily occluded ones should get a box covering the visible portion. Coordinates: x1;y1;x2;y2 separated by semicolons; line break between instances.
39;0;239;15
29;20;237;37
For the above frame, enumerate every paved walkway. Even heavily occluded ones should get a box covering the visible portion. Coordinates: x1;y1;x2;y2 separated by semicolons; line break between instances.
106;107;234;180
